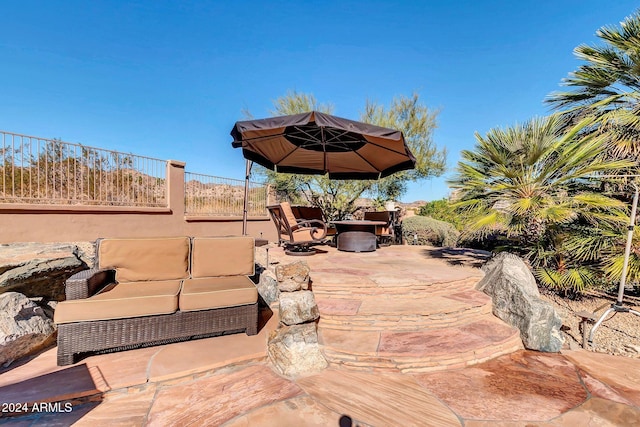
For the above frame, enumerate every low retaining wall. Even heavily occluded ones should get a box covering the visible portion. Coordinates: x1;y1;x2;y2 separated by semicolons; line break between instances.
0;161;276;243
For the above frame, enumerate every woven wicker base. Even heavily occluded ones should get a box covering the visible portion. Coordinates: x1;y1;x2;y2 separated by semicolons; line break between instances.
57;302;259;366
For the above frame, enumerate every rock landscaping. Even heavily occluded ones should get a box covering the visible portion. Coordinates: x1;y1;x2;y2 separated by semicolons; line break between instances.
542;290;640;359
267;261;327;377
0;242;95;368
476;252;564;352
1;241;638;375
0;242;94;301
0;292;56;367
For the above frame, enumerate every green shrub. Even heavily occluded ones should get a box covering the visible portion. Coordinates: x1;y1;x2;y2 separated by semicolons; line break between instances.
418;199;456;226
418;198;476;231
402;215;460;247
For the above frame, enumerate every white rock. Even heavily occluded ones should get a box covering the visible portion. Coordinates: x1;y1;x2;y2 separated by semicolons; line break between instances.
279;291;319;326
267;323;327;377
275;261;310;292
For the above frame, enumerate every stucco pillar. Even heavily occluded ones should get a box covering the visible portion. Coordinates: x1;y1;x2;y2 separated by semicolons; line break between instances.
167;160;186;214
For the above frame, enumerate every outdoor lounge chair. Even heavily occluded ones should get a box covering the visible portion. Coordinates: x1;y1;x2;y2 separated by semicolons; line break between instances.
267;202;328;255
291;204;336;243
364;211;394;246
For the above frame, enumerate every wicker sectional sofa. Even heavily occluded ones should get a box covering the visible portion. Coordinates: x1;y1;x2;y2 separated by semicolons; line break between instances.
54;236;258;366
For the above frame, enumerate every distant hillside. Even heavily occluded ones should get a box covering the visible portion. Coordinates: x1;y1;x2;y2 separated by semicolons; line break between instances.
398;200;426;210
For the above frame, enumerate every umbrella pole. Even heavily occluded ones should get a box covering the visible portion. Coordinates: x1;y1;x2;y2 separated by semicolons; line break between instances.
242;159;253;235
589;182;640;345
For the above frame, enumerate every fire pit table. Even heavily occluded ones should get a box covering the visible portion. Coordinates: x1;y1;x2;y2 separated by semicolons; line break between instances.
332;220;387;252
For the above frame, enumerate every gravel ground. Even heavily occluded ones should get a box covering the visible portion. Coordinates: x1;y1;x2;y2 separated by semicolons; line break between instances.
541;290;640;359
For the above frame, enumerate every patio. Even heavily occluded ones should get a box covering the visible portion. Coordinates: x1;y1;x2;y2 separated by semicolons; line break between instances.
1;245;640;425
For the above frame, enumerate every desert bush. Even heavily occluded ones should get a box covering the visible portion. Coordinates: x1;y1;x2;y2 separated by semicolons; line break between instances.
418;198;466;230
402;215;459;247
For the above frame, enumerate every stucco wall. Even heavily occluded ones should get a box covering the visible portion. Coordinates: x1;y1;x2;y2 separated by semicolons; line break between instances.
0;160;277;243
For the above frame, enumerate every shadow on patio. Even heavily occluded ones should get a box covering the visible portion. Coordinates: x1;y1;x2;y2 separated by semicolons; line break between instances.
0;363;102;423
420;246;492;268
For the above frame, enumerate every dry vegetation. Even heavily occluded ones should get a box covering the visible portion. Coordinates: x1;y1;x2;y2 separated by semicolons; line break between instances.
541;290;640;359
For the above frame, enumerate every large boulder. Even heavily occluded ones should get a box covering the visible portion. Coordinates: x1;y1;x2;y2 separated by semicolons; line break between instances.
279;290;319;326
257;268;279;307
275;261;310;292
0;292;56;367
476;252;564;352
267;323;328;377
0;242;93;301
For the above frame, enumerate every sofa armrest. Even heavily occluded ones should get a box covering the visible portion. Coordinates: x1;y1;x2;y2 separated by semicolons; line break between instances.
65;268;116;300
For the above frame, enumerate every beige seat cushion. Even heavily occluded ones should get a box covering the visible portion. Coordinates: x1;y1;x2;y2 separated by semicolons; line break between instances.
179;277;257;311
98;237;190;282
191;236;255;278
289;228;323;243
54;280;181;324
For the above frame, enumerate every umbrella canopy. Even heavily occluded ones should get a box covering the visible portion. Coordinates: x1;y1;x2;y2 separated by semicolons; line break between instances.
231;111;416;179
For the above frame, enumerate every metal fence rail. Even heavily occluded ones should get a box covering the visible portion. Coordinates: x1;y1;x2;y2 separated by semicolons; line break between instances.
185;172;268;217
0;131;167;207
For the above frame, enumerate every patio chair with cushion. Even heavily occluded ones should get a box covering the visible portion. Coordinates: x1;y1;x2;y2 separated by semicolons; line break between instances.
267;202;328;255
364;211;394;246
291;205;337;243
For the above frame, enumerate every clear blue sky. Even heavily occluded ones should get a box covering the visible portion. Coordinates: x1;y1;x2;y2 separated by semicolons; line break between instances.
1;1;637;202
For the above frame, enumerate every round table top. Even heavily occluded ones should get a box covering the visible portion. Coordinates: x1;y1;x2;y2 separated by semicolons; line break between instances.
331;220;387;226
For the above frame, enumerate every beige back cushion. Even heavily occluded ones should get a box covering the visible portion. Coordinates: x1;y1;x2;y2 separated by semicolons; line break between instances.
280;202;299;231
98;237;190;282
191;236;255;278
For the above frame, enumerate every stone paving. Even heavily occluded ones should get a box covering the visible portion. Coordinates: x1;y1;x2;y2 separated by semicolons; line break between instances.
1;245;640;425
306;246;523;372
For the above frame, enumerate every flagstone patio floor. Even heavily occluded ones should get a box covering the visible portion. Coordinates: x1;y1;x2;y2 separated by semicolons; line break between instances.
1;245;639;426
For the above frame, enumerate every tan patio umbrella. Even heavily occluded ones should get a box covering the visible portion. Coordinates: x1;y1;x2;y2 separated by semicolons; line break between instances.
231;111;416;234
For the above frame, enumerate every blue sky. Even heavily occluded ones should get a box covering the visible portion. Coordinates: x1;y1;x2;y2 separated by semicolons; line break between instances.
1;1;638;202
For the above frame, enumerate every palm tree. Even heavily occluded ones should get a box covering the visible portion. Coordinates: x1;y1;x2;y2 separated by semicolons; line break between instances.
562;218;640;289
546;10;640;160
449;114;633;293
545;10;640;290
